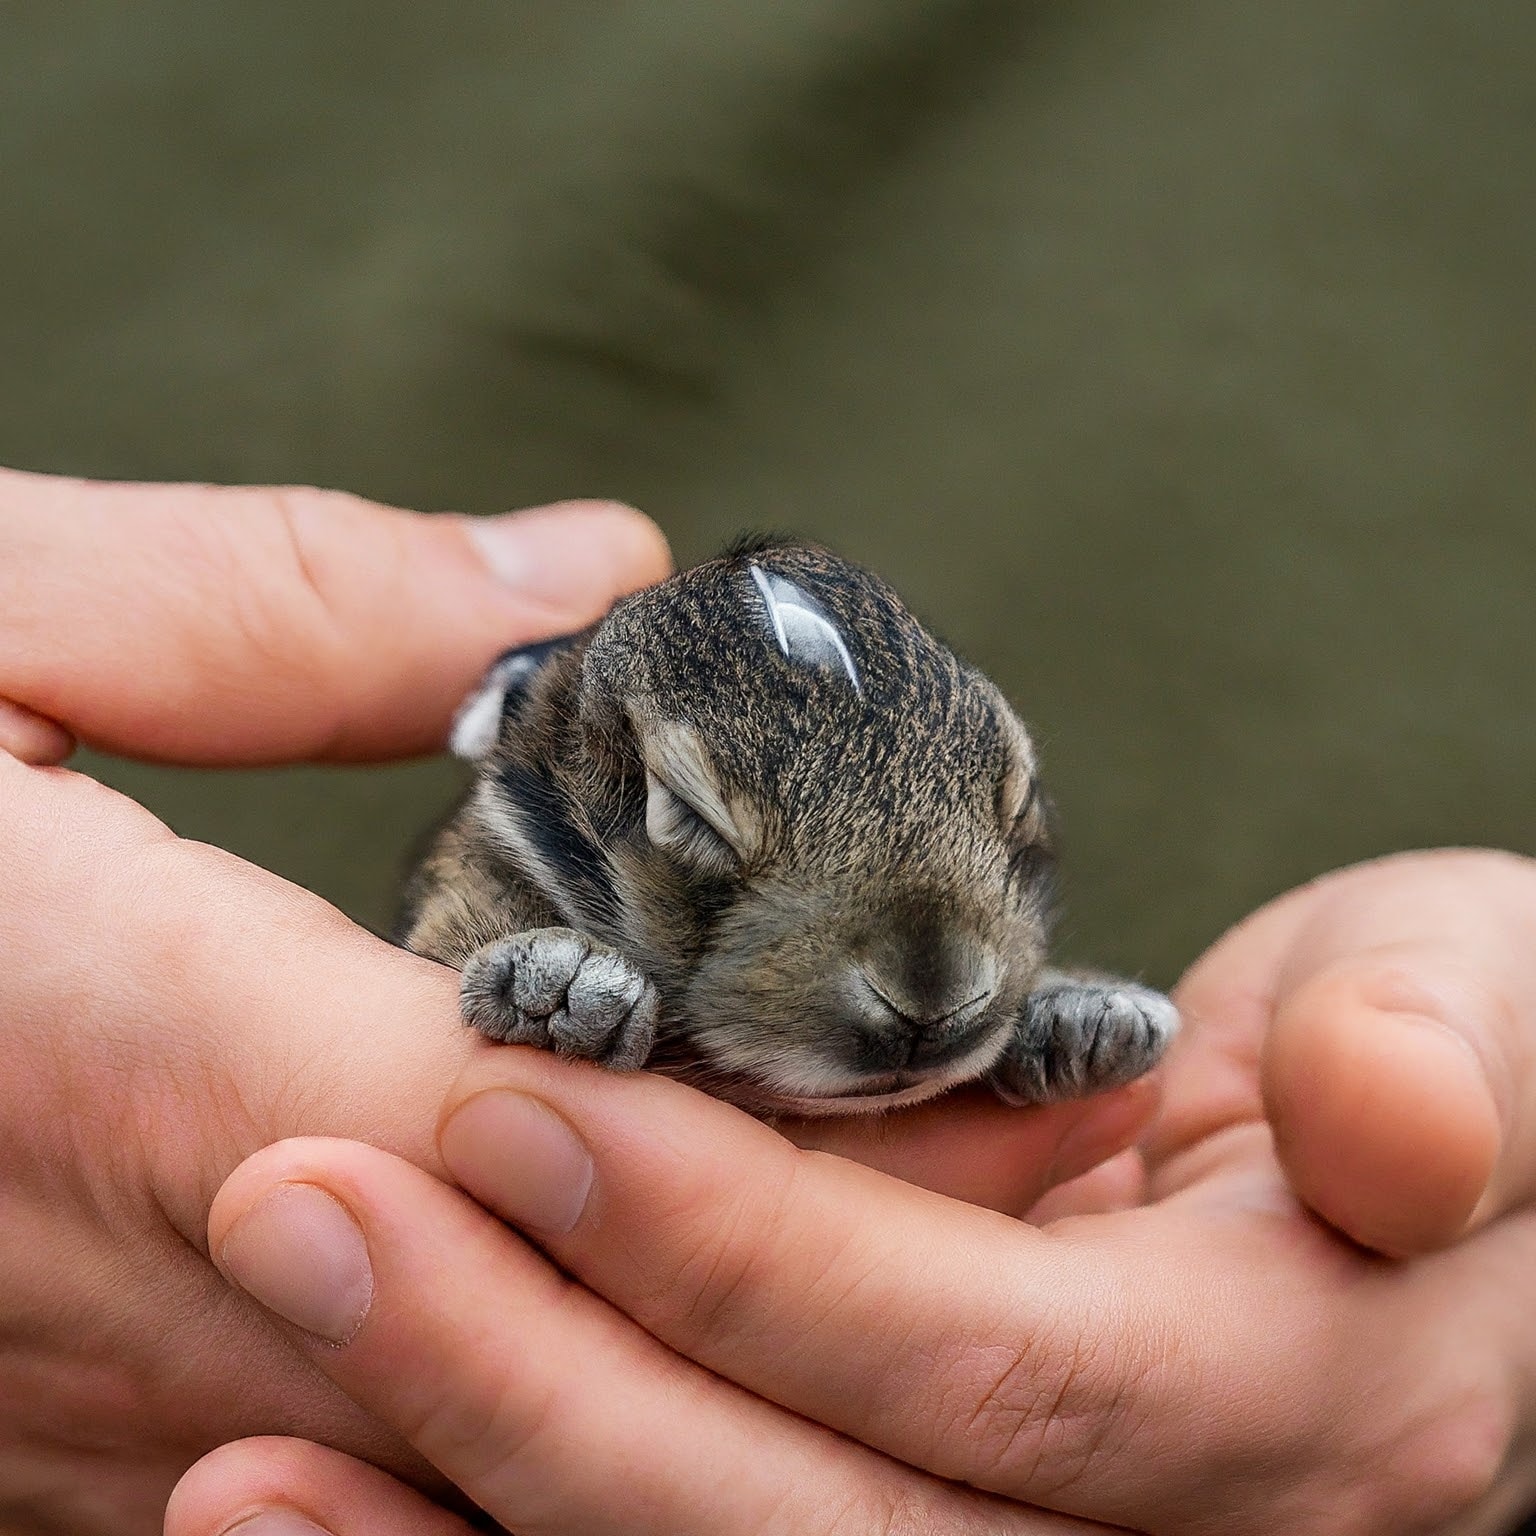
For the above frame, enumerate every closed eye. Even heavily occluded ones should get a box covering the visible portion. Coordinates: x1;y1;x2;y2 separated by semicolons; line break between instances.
1008;777;1053;854
1007;839;1054;886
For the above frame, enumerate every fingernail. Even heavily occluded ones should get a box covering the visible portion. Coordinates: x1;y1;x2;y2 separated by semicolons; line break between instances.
467;502;661;607
440;1091;594;1235
220;1512;333;1536
219;1183;374;1344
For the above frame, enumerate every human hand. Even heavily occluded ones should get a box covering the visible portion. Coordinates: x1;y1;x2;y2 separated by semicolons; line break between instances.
0;469;1147;1535
0;469;674;1533
174;851;1536;1534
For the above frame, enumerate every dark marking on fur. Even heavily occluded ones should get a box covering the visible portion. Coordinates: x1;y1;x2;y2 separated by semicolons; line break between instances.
496;761;623;933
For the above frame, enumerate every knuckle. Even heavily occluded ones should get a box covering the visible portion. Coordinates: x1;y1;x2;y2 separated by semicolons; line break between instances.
1358;1385;1510;1534
632;1158;816;1351
658;1186;788;1344
408;1370;545;1483
941;1312;1143;1497
863;1489;966;1536
822;1490;922;1536
817;1482;1019;1536
247;487;354;662
206;501;328;691
214;484;393;749
396;1272;579;1493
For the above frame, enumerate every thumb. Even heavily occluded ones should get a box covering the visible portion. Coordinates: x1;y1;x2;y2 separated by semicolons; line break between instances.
0;468;670;763
1260;851;1536;1256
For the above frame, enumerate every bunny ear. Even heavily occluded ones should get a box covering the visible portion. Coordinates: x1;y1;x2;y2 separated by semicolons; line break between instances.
991;697;1036;818
987;689;1050;845
748;564;861;694
449;635;575;760
638;718;764;871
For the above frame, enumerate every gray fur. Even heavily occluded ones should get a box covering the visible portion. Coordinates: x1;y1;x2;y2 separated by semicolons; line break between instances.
990;970;1180;1106
460;928;659;1071
399;539;1178;1115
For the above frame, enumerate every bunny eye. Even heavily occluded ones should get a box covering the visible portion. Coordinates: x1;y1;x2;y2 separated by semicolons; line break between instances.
989;693;1040;836
645;772;740;878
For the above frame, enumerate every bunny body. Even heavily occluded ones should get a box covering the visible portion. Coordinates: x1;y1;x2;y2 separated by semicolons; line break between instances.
399;539;1175;1115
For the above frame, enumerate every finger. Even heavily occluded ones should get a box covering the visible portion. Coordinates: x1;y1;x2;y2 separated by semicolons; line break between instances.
208;1138;1089;1536
434;1049;1534;1530
0;751;473;1242
781;1075;1161;1217
0;467;670;762
0;696;73;764
1266;955;1503;1257
1153;850;1536;1255
167;1438;475;1536
434;1050;1246;1525
1257;852;1536;1255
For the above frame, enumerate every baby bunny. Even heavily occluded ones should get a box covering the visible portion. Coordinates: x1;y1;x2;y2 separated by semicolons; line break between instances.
398;537;1176;1115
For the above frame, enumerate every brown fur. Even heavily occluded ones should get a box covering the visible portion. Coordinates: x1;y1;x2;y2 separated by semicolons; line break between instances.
399;540;1172;1113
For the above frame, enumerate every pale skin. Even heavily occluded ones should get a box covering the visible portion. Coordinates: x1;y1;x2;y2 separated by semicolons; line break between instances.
0;468;1152;1536
171;851;1536;1536
1;471;1533;1534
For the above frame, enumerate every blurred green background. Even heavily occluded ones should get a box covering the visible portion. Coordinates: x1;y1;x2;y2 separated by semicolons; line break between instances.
2;1;1532;983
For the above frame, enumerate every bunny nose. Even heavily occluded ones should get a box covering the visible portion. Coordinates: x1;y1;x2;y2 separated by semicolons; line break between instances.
854;944;1002;1070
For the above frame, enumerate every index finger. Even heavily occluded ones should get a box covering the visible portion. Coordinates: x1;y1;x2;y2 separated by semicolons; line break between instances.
433;1051;1528;1532
431;1053;1234;1527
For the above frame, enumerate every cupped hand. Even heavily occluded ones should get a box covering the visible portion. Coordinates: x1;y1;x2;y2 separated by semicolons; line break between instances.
0;469;1146;1536
0;469;673;1534
178;852;1536;1536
